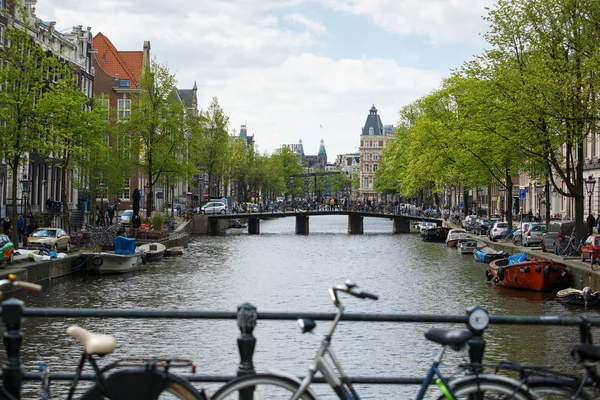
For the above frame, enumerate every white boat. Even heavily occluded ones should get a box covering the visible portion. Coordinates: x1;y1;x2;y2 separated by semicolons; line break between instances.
138;242;166;261
446;228;469;248
457;239;485;255
416;221;437;231
82;236;144;275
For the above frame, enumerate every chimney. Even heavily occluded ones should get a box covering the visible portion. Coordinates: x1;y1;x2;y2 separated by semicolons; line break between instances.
142;40;151;68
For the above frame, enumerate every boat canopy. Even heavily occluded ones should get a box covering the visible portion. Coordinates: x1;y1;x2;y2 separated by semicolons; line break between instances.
508;252;527;265
114;236;136;255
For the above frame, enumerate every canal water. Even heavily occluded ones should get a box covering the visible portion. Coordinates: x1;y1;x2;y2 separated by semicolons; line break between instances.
10;215;600;398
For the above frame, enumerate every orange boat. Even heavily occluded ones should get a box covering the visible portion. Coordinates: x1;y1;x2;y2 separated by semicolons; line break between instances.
486;252;568;291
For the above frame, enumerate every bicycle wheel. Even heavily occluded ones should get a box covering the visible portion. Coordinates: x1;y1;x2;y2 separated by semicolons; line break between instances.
80;369;206;400
441;376;533;399
83;237;97;250
556;243;572;257
211;373;316;400
527;379;593;400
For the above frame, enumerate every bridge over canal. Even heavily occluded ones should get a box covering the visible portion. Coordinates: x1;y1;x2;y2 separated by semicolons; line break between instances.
205;210;444;235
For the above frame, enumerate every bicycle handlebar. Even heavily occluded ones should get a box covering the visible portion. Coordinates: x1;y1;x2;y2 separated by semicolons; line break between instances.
329;281;379;306
0;274;42;297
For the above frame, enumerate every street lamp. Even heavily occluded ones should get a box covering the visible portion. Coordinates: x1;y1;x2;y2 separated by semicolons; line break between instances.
19;174;31;218
98;181;106;226
585;175;596;216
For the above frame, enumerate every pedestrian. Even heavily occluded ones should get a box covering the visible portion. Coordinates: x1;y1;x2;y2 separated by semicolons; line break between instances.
2;216;11;235
107;202;115;225
17;215;24;242
587;213;596;236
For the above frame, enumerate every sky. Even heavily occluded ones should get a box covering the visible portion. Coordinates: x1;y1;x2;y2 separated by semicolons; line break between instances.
36;0;493;158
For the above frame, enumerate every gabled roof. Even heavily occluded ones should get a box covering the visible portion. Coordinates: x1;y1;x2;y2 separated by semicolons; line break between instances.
93;32;143;88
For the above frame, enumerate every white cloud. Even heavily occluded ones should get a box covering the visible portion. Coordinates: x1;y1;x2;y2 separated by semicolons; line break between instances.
35;0;476;156
319;0;492;43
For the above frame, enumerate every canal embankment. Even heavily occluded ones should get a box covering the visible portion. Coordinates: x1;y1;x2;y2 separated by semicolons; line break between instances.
443;221;600;291
0;221;192;286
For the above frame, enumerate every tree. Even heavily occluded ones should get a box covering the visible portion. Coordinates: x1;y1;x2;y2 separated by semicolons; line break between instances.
127;59;188;217
0;6;59;246
36;69;107;230
481;0;600;240
195;97;230;199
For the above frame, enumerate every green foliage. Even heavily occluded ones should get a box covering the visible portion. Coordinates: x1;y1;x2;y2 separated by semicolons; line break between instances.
126;58;190;216
149;213;165;230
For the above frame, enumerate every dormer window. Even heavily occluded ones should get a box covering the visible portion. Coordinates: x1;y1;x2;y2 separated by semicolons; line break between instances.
368;127;374;135
118;79;130;88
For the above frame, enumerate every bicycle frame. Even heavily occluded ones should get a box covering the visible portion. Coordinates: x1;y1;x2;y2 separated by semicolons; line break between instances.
293;287;459;400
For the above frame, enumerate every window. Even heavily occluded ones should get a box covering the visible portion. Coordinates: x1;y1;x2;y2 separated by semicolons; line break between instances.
373;153;379;161
379;140;384;147
119;79;130;88
369;140;373;147
117;98;131;120
368;127;374;135
373;164;378;172
364;153;370;161
363;164;370;173
119;178;131;201
0;24;4;47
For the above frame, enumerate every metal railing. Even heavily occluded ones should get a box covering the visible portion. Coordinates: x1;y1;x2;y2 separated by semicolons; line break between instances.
1;298;599;397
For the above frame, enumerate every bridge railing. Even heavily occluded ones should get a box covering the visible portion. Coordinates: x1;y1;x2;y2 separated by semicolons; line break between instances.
1;299;597;397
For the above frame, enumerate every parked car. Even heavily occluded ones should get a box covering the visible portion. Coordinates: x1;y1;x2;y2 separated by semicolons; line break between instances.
581;234;600;262
541;220;575;253
120;209;134;225
522;223;546;247
27;228;70;252
489;222;509;241
201;201;228;215
0;234;14;264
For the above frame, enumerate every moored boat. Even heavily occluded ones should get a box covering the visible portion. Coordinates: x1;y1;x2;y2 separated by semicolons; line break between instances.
446;229;469;248
82;236;144;275
138;242;166;261
457;239;485;255
487;252;568;291
420;226;451;242
473;246;509;263
556;287;600;306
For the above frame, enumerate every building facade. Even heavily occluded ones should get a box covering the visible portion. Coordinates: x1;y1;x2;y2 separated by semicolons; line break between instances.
358;105;394;200
1;0;95;223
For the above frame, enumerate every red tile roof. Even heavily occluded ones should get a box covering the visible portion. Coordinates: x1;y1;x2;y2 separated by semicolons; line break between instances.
93;33;143;88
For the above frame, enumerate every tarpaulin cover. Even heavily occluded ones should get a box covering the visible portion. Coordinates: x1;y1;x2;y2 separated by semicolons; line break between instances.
114;236;136;255
508;252;527;265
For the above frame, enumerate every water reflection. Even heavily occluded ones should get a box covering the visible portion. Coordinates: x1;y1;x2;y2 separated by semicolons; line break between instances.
7;215;600;398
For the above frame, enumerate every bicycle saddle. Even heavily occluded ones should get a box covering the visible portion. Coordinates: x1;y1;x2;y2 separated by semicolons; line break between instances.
67;325;117;355
425;328;473;347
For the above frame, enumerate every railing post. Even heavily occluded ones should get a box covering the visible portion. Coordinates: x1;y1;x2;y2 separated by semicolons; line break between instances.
2;298;24;399
237;303;257;400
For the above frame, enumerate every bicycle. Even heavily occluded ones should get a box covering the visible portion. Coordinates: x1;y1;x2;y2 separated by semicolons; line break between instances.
491;318;600;399
0;274;208;400
210;281;532;400
555;227;579;257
